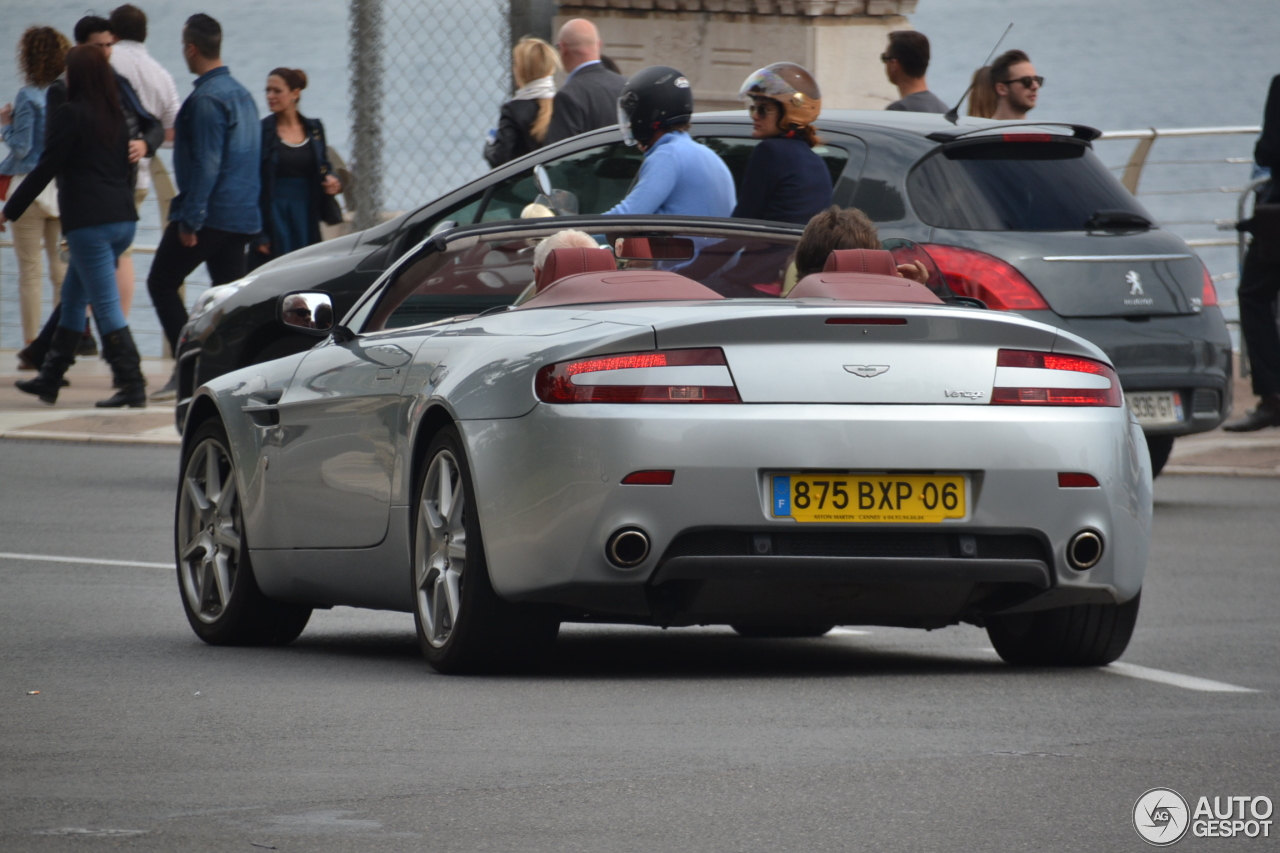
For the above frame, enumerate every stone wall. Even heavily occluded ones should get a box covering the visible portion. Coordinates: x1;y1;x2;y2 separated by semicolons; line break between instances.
555;0;917;112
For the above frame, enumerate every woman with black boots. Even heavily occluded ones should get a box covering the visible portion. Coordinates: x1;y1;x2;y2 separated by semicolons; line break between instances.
0;44;149;407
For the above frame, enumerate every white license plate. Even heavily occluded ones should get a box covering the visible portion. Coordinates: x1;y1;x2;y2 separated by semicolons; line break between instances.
1126;390;1183;426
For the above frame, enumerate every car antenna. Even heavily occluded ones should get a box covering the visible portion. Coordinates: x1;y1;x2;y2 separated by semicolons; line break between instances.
943;22;1014;125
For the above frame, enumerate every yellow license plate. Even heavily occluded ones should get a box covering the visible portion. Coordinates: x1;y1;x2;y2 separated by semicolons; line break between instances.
771;474;968;523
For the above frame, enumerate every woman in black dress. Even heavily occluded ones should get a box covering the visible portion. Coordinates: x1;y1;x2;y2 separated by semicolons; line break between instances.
251;67;341;266
484;38;559;168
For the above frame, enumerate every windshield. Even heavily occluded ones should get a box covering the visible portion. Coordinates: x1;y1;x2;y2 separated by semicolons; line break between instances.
907;140;1152;231
365;228;803;332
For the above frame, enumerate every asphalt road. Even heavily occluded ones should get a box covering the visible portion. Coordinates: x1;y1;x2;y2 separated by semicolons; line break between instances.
1;440;1277;852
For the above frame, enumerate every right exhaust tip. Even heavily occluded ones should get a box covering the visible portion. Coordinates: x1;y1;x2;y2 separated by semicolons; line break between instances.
1067;529;1104;570
606;527;650;569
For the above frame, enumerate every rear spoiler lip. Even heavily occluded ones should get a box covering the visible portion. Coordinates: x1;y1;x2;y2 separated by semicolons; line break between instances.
926;122;1103;144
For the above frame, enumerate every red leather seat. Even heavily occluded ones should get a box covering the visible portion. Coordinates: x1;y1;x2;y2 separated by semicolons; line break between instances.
519;270;724;309
823;249;900;276
535;247;617;292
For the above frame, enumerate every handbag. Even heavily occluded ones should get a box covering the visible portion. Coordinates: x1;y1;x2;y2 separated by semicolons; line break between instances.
319;191;344;226
0;174;10;201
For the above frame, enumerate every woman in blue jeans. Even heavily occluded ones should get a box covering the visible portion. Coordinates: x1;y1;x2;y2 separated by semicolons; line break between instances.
0;44;148;407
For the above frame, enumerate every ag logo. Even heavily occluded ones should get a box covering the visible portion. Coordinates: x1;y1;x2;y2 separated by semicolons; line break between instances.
1126;270;1144;296
1134;788;1190;846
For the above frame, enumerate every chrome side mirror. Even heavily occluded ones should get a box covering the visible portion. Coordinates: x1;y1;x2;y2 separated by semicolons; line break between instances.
278;291;335;336
533;163;553;198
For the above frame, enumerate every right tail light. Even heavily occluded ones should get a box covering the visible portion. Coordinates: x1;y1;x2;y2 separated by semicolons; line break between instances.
1199;261;1220;307
921;244;1050;311
993;350;1122;407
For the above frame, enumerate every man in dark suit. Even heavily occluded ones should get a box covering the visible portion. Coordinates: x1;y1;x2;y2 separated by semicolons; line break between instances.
544;18;626;146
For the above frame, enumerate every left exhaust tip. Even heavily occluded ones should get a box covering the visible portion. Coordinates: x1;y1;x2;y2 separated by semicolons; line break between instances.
606;528;650;569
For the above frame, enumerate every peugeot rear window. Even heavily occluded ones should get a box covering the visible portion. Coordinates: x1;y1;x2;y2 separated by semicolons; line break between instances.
907;140;1151;231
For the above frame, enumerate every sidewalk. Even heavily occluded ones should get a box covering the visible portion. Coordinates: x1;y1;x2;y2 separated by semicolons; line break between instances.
0;349;179;446
1;350;1278;471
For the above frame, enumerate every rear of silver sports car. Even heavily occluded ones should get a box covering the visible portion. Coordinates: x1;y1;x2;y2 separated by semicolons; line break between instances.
461;303;1152;635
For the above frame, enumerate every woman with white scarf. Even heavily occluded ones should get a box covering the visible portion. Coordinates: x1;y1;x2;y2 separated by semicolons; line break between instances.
485;38;559;168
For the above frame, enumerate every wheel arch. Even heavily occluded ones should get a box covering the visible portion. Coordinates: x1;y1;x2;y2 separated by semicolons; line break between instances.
182;392;224;448
407;404;461;505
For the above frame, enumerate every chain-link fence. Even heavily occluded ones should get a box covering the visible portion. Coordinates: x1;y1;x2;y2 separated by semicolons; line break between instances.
349;0;516;224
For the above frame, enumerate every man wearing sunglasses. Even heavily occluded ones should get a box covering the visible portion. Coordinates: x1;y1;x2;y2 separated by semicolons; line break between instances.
991;49;1042;121
881;31;947;114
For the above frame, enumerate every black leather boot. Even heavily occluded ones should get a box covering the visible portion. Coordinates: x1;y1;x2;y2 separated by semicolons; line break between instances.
96;326;147;408
1222;393;1280;432
15;326;81;405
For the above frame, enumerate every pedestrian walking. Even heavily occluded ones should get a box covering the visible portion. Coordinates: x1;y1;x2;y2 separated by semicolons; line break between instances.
543;19;626;146
250;67;342;267
732;63;832;225
991;49;1041;120
108;4;182;315
605;66;735;218
484;37;560;168
1;26;69;360
147;14;260;401
1;45;151;407
1225;74;1280;431
19;15;163;371
967;66;996;118
882;31;947;114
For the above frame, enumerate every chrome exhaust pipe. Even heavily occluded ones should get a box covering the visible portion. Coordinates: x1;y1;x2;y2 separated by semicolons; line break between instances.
1066;530;1104;570
606;528;650;568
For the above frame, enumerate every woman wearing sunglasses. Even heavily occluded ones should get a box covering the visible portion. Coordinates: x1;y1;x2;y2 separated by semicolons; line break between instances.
731;63;832;225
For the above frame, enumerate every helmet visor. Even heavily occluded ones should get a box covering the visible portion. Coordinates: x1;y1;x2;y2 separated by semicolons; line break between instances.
617;101;637;146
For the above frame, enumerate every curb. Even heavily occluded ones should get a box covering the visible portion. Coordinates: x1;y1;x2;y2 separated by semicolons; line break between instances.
1162;465;1280;478
0;429;180;446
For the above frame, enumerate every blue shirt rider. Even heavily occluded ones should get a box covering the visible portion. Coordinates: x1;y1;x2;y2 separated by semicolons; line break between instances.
605;66;735;218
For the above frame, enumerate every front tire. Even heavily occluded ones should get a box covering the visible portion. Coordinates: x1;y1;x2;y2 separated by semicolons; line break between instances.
986;593;1140;666
176;420;311;645
411;426;558;674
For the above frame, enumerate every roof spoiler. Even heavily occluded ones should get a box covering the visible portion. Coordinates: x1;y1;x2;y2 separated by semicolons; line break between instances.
926;122;1102;144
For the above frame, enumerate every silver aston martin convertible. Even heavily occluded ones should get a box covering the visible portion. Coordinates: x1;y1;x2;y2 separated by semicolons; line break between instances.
176;216;1152;673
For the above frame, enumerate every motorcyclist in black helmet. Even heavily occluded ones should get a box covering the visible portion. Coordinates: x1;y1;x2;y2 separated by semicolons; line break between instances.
732;63;833;225
604;66;735;217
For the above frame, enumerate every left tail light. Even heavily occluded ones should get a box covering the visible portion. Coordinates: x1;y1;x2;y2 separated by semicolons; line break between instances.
992;349;1122;407
921;244;1050;311
535;348;740;403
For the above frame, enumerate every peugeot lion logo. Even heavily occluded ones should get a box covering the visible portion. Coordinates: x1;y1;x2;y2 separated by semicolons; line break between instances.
844;365;889;378
1126;270;1144;295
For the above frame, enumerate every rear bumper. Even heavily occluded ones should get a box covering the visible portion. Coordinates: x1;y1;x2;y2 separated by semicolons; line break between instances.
461;402;1151;626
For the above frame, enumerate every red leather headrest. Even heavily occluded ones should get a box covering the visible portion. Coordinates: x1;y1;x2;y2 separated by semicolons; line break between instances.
535;247;616;292
824;249;899;277
519;270;724;309
787;272;944;303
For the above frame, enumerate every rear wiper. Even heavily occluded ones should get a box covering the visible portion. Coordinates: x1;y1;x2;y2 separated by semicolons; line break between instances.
1085;210;1152;231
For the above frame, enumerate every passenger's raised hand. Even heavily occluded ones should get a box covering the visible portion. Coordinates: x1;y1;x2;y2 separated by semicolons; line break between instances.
896;261;928;284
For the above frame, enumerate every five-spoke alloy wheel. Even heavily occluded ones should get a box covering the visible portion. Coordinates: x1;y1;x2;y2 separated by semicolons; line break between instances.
412;426;558;673
176;420;311;645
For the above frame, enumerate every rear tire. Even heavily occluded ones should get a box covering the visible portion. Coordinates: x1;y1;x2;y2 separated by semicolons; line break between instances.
731;625;834;638
411;426;558;674
1147;435;1174;478
986;592;1140;666
176;420;312;645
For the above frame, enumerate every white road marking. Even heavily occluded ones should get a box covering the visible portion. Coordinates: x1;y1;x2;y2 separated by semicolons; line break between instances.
0;552;171;570
1103;661;1258;693
828;628;872;636
977;648;1257;692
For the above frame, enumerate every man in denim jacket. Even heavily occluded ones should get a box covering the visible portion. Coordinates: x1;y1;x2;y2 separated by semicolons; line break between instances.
147;13;259;400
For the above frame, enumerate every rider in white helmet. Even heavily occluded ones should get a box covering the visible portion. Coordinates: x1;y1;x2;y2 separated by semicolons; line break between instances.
732;63;833;225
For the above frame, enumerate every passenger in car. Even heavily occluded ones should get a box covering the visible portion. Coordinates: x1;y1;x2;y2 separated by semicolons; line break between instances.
731;63;833;225
605;66;735;217
784;206;928;294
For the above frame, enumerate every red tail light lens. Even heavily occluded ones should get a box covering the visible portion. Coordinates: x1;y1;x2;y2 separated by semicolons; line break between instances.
535;348;740;404
825;317;908;325
993;349;1122;407
1002;133;1054;142
921;244;1050;311
1200;262;1219;307
1058;472;1100;488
